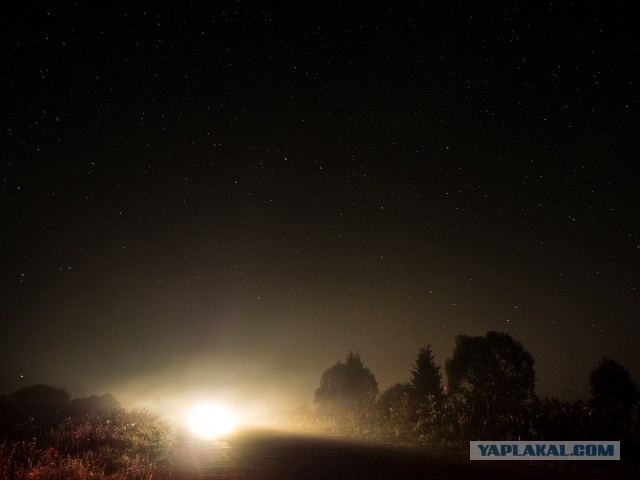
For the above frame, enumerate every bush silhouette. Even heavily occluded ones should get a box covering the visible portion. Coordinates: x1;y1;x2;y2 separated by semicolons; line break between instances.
315;351;378;412
9;384;71;423
69;393;121;418
590;356;637;416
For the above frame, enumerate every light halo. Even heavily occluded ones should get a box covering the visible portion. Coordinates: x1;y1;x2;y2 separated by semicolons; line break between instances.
187;403;237;438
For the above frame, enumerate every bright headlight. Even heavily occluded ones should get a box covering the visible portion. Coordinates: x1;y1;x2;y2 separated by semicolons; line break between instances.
187;404;237;438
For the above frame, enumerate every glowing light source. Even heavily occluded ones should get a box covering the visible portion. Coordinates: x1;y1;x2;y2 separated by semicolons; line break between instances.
187;404;237;438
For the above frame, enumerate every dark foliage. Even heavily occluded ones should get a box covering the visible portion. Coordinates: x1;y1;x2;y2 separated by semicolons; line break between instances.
376;382;414;435
590;356;638;415
0;396;22;438
69;393;121;418
2;384;71;432
9;384;70;420
302;333;639;463
410;345;442;403
445;331;536;421
315;351;378;413
0;408;172;479
1;385;122;439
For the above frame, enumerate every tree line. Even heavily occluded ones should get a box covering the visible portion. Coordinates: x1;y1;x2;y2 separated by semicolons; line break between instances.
0;385;121;436
298;331;639;460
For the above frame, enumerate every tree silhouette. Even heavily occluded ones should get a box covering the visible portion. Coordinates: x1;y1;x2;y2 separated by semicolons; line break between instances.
376;382;414;435
590;356;637;415
315;351;379;412
445;331;536;419
10;384;70;410
9;384;71;423
70;393;121;417
410;345;442;402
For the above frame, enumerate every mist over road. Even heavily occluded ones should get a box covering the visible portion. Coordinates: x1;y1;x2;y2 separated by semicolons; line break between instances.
172;428;614;480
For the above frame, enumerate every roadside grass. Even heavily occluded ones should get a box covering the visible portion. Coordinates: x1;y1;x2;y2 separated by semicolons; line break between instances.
0;409;173;479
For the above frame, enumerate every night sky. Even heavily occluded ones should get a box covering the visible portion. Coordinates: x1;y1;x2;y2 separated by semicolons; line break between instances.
2;1;638;413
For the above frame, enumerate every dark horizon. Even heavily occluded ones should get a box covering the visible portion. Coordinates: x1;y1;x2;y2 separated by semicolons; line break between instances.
2;1;638;413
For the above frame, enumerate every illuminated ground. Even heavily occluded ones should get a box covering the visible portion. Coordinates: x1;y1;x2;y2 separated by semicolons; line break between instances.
171;428;633;480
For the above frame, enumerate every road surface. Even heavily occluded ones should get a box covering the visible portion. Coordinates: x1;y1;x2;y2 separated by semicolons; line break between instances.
171;428;626;479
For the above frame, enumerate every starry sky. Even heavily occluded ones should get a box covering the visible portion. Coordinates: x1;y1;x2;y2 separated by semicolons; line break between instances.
1;1;638;411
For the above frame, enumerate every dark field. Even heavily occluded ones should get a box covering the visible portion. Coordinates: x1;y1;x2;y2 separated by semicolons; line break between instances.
173;428;634;480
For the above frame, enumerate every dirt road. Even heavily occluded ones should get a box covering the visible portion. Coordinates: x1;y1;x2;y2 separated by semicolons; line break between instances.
171;428;628;479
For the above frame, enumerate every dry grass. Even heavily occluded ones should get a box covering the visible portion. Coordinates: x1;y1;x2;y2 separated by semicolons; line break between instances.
0;409;172;480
